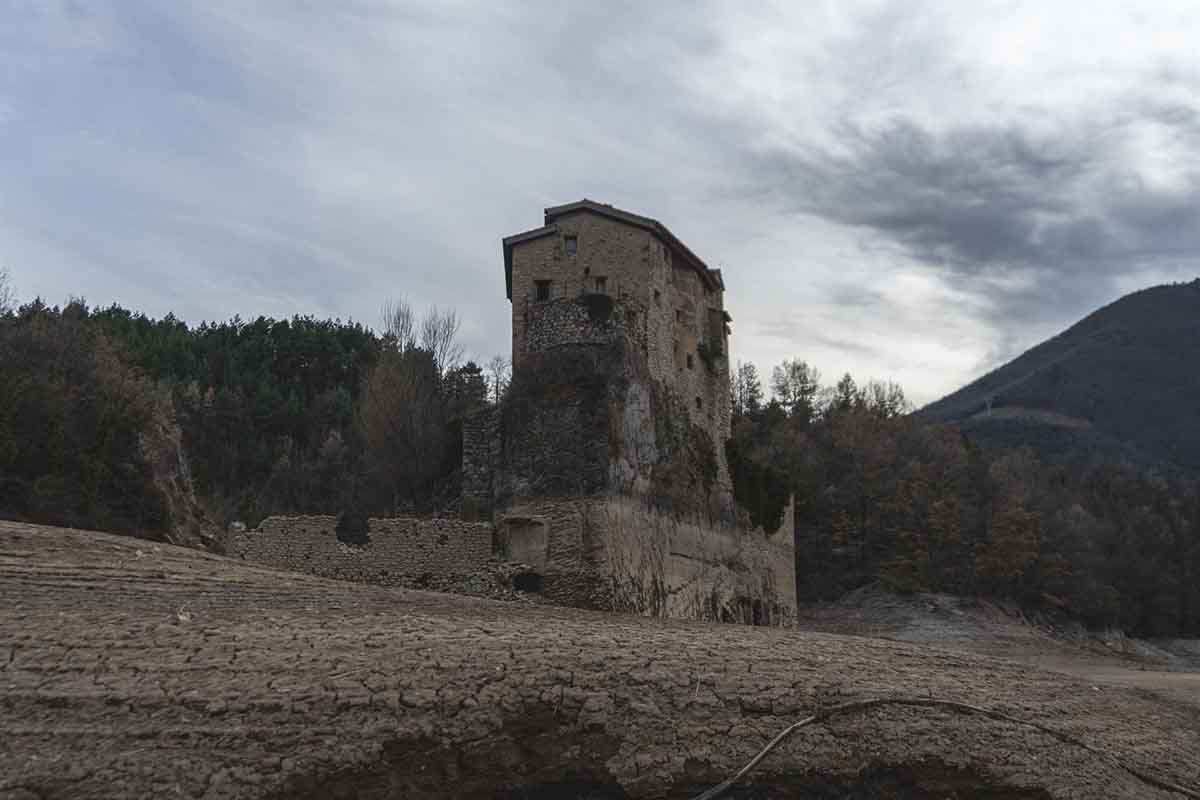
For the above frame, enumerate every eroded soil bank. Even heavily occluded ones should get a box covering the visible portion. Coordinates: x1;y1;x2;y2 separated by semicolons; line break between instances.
2;521;1199;799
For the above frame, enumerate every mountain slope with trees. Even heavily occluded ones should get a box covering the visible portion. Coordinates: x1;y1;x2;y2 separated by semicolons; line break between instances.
918;279;1200;472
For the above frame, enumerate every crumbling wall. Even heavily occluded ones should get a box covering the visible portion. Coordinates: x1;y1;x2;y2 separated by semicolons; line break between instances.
461;408;499;520
523;294;648;355
228;515;493;587
508;210;730;480
498;496;795;622
497;344;622;504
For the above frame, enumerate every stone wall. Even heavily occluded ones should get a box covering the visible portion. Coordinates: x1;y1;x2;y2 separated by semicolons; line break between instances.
497;496;795;622
523;294;648;356
483;204;777;623
227;515;494;587
461;408;499;520
508;209;730;479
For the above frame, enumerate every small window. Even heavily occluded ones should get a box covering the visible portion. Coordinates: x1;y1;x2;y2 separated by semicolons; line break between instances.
653;289;661;306
535;280;551;302
675;309;683;323
594;276;607;293
565;235;578;256
695;396;703;410
686;353;694;370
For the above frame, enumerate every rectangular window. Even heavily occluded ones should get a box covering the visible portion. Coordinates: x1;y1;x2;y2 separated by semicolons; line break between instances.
653;289;662;306
594;276;607;294
535;280;551;302
686;353;694;370
695;396;703;410
675;309;683;323
565;235;578;256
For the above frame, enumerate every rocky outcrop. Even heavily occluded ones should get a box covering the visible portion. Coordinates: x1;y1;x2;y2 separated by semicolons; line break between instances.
3;521;1199;799
137;390;219;550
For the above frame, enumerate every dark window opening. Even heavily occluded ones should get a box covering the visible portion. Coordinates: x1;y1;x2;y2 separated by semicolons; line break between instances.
686;353;694;370
653;289;661;306
695;396;703;410
565;235;578;256
594;276;607;293
336;508;370;546
675;309;683;323
513;571;543;593
535;280;551;302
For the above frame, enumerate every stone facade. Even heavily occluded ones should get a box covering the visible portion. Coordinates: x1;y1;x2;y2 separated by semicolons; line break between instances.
505;201;732;479
218;202;793;620
476;200;797;619
227;515;493;587
497;496;795;622
461;408;499;520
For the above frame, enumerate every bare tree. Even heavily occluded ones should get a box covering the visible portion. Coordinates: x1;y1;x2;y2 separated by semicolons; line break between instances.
862;379;910;419
420;306;462;379
731;361;764;418
0;268;13;316
381;298;416;352
381;299;462;381
485;355;510;404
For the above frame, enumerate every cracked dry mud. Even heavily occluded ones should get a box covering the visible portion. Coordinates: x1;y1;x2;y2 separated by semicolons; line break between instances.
2;521;1199;799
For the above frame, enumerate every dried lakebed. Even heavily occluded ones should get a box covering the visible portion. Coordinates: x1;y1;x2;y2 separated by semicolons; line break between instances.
2;521;1199;799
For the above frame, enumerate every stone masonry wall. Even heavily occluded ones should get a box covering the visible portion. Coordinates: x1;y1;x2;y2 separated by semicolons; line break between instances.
497;496;795;622
509;209;729;482
228;515;493;587
461;408;499;520
524;294;649;356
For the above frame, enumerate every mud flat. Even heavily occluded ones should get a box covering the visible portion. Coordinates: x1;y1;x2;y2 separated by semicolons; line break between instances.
2;521;1199;799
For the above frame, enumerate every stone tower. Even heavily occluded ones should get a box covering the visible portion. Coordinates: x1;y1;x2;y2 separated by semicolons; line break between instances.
464;200;793;620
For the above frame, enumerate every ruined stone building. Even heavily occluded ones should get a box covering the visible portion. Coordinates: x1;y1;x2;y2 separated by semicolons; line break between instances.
227;200;794;622
465;200;795;620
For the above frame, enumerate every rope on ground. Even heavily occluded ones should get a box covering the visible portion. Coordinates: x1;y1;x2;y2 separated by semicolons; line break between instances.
688;697;1200;800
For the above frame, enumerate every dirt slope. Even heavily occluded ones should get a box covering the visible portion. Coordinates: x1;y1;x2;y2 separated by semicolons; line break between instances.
3;520;1200;799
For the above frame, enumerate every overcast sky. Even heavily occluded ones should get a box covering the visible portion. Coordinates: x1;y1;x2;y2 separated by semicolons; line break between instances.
3;2;1199;404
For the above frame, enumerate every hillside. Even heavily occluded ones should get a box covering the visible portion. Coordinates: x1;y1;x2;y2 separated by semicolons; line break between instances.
919;280;1200;471
3;520;1200;798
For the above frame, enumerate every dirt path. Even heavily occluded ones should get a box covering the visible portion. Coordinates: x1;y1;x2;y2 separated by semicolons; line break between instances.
3;521;1200;799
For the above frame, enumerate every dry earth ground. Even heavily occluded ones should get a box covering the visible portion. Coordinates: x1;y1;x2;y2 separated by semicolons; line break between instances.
3;520;1200;799
794;587;1200;710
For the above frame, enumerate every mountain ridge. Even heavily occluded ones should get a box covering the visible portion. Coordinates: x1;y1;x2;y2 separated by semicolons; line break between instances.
918;279;1200;471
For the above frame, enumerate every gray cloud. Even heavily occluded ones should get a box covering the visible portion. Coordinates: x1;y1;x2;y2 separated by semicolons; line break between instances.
4;1;1200;405
746;100;1200;335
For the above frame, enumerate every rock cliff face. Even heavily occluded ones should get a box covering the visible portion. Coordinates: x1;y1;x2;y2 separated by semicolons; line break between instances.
3;521;1199;799
137;392;218;550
